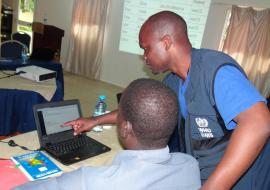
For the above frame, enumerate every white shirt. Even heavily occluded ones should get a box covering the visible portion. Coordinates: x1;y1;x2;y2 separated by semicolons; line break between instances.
13;146;201;190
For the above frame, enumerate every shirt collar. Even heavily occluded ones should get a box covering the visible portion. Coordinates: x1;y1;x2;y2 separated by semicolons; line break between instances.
113;146;170;164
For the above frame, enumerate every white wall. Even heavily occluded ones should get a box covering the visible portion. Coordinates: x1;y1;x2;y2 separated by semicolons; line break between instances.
34;0;74;63
100;0;270;88
100;0;166;88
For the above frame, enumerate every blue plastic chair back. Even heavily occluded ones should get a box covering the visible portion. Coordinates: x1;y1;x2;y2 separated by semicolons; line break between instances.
1;40;25;59
12;32;31;50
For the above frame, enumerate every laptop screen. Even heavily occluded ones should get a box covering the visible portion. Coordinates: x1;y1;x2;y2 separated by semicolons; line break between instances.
37;104;79;135
33;100;82;137
33;99;111;165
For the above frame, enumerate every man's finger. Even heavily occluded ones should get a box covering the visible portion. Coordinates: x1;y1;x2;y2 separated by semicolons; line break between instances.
64;120;77;126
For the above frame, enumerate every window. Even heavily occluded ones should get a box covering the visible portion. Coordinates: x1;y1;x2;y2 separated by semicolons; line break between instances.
16;0;36;51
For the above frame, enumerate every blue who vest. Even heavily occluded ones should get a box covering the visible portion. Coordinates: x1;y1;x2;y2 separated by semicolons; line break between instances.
164;48;270;189
163;48;246;180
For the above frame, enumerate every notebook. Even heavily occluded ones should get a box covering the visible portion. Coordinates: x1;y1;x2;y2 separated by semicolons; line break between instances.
33;99;111;165
0;159;29;190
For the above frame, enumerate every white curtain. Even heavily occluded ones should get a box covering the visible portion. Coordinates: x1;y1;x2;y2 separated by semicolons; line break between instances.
222;6;270;98
64;0;109;80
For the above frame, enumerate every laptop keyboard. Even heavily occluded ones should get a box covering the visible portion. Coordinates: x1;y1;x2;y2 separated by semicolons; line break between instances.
47;136;100;156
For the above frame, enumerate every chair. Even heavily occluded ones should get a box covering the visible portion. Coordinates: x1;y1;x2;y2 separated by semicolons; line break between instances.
0;40;26;59
32;22;64;59
12;32;31;51
30;47;55;61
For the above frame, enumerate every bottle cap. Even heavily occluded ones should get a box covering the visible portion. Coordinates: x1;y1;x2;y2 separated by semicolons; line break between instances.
99;95;106;101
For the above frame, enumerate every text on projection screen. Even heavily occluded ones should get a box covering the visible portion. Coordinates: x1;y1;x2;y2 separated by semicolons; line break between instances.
119;0;211;55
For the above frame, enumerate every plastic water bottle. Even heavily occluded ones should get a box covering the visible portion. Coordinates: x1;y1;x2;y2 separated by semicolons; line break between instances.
21;46;28;64
92;95;107;132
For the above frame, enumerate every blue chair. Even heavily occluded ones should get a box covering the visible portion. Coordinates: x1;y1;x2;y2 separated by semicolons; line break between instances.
12;32;31;51
1;40;26;59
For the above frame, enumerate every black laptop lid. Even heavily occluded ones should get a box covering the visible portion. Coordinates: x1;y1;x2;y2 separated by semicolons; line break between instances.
33;99;82;147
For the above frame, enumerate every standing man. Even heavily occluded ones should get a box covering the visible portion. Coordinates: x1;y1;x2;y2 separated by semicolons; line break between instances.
65;11;270;190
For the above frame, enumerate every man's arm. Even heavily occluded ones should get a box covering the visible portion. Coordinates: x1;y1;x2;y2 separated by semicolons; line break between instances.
64;110;118;135
201;102;270;190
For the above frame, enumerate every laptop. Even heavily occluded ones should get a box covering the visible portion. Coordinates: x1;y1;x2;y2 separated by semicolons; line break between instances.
33;99;111;165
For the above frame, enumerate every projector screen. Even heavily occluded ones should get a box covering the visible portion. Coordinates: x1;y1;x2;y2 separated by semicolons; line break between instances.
119;0;211;55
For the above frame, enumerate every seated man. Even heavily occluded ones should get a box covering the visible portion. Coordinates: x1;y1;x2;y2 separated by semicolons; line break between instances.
13;78;201;190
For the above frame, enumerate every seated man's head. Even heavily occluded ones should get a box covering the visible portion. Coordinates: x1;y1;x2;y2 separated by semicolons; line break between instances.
117;78;179;150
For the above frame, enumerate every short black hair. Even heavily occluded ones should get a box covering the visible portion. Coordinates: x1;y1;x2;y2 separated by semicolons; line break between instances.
142;11;188;42
119;78;179;148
